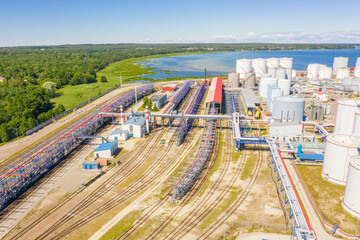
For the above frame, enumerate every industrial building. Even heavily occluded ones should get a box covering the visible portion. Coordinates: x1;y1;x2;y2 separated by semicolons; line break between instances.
95;158;109;167
109;129;129;141
240;88;260;116
204;77;222;113
122;116;147;138
150;94;167;109
94;141;118;159
162;84;177;92
313;91;328;102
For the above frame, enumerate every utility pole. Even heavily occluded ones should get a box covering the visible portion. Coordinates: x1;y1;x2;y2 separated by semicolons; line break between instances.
15;128;19;144
120;74;122;87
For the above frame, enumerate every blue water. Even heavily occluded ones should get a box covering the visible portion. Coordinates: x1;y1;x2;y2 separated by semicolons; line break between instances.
139;49;360;80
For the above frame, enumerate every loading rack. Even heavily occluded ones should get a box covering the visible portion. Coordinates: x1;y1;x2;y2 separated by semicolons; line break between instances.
169;104;217;201
0;84;154;210
176;83;206;146
164;81;193;114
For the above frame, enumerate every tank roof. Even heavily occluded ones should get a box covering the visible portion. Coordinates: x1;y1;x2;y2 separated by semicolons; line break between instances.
327;134;360;147
338;98;360;106
350;156;360;169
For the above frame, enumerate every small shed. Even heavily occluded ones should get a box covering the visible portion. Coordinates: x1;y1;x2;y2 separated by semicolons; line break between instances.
83;161;100;170
162;84;177;92
95;158;109;166
109;129;129;141
313;91;328;102
94;141;118;158
123;117;147;138
151;94;167;109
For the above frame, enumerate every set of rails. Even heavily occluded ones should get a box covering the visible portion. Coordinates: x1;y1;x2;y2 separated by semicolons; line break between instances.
0;84;154;210
164;81;193;114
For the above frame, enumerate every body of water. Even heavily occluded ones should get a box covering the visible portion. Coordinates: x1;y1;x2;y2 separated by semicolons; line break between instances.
139;48;360;80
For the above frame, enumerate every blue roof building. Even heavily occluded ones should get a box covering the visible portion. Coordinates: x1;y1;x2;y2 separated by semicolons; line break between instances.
123;117;147;138
94;141;118;158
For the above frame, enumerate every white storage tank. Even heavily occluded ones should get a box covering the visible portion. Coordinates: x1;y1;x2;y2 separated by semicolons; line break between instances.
353;110;360;137
333;57;349;74
267;85;278;107
280;57;293;69
285;68;292;81
357;57;360;67
259;77;278;99
278;79;291;96
342;155;360;218
228;72;240;88
272;96;305;121
236;59;252;79
322;134;360;185
336;67;350;79
276;67;286;79
292;69;296;79
244;72;256;88
354;67;360;77
318;66;332;80
251;58;267;77
268;67;276;78
270;88;283;112
267;58;280;69
334;99;360;135
307;64;323;80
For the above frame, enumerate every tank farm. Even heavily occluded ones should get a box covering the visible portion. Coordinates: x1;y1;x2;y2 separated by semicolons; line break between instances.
2;56;360;240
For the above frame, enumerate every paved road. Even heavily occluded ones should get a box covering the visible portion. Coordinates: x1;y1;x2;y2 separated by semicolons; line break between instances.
236;232;290;240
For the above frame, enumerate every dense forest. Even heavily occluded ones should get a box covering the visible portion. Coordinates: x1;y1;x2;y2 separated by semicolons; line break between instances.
0;43;355;143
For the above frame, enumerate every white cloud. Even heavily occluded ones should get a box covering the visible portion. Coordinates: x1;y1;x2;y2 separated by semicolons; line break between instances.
137;37;150;43
209;30;360;43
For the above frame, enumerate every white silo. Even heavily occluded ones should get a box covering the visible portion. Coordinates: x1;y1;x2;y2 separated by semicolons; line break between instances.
285;68;292;81
333;57;349;74
251;58;267;78
267;58;280;69
307;64;320;80
275;67;286;79
356;57;360;67
228;72;240;88
335;98;360;135
236;59;252;79
354;67;360;77
322;134;360;185
259;77;277;99
280;57;293;69
272;96;305;121
270;88;283;112
278;79;291;96
343;155;360;218
267;67;276;78
267;85;278;107
336;67;350;79
353;110;360;137
244;72;256;88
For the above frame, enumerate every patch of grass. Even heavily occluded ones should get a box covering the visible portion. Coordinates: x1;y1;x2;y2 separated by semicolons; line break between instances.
240;151;257;180
200;186;242;229
99;210;141;240
297;165;358;233
232;149;241;164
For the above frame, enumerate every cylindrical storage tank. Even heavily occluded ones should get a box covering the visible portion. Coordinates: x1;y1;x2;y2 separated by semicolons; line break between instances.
356;57;360;67
285;68;292;81
343;76;354;86
307;64;320;80
272;96;305;121
333;57;349;74
228;72;239;88
336;67;350;79
278;79;291;96
292;69;296;79
267;58;280;69
276;67;286;79
244;72;256;88
353;110;360;137
268;67;276;78
267;85;277;107
322;134;360;185
318;66;332;80
251;58;267;78
343;156;360;218
236;59;252;79
259;77;278;99
270;88;283;112
334;99;360;135
354;67;360;77
280;58;293;69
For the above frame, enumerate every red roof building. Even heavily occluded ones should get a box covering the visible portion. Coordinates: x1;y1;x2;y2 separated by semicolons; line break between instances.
205;77;223;113
162;83;178;91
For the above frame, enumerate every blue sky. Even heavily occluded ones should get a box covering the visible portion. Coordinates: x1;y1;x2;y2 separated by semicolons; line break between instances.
1;0;360;47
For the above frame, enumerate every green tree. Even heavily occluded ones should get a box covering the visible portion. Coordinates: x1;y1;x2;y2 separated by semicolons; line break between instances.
152;104;158;112
42;81;57;97
54;104;66;115
100;76;107;83
0;124;9;142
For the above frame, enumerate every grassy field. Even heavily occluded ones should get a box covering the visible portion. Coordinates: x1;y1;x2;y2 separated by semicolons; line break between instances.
51;52;208;110
297;165;358;233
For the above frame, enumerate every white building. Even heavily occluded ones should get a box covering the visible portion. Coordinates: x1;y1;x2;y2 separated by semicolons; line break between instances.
122;117;147;138
109;129;129;141
313;91;328;102
94;141;118;159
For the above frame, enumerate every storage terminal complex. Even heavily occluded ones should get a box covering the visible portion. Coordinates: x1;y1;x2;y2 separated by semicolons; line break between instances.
1;57;360;240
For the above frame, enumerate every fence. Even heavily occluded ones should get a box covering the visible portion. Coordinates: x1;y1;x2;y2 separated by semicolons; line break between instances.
26;84;121;136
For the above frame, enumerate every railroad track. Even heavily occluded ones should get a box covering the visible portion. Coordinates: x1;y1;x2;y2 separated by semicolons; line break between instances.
141;126;220;240
198;140;264;239
165;126;248;240
10;128;163;240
